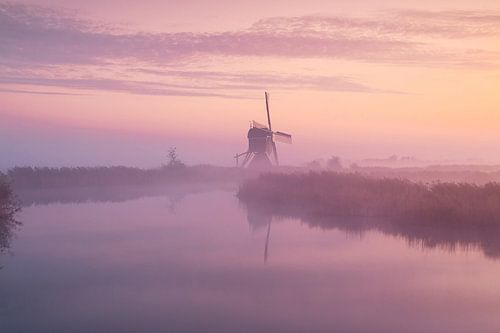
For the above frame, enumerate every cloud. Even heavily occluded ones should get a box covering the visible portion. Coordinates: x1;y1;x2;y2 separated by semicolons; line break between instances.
251;10;500;39
0;87;86;96
0;69;381;98
1;3;499;67
0;76;253;98
133;69;377;92
1;3;498;97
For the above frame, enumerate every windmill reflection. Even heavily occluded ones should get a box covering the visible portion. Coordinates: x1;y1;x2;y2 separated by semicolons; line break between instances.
245;201;274;263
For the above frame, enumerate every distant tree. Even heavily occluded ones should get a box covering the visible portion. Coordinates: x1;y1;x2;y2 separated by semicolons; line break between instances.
349;163;359;170
166;147;185;168
326;156;343;170
306;159;322;170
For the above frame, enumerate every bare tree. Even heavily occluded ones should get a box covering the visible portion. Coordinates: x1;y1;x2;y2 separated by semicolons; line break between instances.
166;147;185;168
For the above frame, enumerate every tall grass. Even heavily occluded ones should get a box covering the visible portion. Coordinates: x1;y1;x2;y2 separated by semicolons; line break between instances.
238;172;500;225
7;165;254;189
351;165;500;184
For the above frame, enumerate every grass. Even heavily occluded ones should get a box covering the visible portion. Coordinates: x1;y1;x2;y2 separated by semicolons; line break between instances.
7;165;254;189
238;171;500;225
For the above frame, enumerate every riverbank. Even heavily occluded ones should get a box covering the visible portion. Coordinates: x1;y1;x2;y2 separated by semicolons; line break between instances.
238;171;500;224
6;165;256;189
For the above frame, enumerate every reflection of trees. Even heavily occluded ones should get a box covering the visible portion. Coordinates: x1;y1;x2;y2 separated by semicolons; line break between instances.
307;214;500;259
0;176;21;254
14;183;230;207
241;200;500;260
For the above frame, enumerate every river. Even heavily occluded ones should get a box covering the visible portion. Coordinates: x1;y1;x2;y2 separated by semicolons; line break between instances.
1;187;500;332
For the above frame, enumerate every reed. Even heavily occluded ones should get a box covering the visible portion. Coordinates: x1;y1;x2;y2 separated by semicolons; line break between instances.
238;171;500;225
7;165;254;189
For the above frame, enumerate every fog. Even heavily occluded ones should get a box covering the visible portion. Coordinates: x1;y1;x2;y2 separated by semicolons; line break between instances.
2;118;500;171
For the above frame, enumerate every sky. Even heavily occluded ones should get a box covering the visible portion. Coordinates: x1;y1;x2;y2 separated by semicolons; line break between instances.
1;0;500;168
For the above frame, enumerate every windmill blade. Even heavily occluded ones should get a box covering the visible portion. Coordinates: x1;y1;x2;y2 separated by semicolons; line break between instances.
271;141;279;166
265;92;273;131
252;120;268;130
264;220;271;263
273;131;292;144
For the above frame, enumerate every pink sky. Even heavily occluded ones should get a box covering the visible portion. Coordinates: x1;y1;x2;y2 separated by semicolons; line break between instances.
1;0;500;168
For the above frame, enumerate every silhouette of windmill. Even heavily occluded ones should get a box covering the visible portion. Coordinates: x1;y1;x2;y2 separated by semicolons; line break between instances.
245;201;274;263
235;92;292;168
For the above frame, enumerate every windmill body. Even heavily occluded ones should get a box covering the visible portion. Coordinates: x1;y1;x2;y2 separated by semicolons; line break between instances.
235;92;292;168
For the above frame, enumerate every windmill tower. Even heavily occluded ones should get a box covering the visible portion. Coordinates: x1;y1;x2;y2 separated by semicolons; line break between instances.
235;92;292;168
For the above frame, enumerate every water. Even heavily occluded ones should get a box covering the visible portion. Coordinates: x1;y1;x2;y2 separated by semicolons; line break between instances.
1;187;500;333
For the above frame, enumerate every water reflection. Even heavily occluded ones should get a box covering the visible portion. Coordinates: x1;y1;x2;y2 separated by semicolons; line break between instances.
2;189;500;333
15;183;234;207
242;200;500;260
13;183;500;261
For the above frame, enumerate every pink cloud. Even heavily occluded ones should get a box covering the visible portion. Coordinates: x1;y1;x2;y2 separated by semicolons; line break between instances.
1;3;499;97
2;3;498;66
252;10;500;39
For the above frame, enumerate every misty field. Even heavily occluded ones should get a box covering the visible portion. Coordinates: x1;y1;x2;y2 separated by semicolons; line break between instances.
238;172;500;225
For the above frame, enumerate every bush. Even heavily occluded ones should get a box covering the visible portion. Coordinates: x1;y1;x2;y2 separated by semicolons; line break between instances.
0;173;21;254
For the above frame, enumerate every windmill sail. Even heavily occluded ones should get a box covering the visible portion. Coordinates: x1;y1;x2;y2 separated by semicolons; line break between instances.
265;92;272;131
273;131;292;144
252;120;269;130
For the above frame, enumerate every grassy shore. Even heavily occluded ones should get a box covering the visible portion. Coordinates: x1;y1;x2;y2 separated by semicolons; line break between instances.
7;165;254;189
238;171;500;225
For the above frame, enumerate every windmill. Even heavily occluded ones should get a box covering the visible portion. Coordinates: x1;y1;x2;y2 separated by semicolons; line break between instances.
235;92;292;168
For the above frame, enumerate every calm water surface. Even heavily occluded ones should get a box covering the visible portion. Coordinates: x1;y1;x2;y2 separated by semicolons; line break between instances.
1;188;500;333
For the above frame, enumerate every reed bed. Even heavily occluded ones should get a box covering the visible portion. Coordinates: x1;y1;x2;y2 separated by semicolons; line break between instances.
7;165;254;189
238;172;500;225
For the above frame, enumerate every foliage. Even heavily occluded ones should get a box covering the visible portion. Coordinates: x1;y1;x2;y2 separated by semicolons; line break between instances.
326;156;343;170
165;147;186;169
0;173;21;254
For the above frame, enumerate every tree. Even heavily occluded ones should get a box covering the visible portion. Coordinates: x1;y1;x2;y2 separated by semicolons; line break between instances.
166;147;185;168
306;159;322;170
326;156;343;170
0;173;21;255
